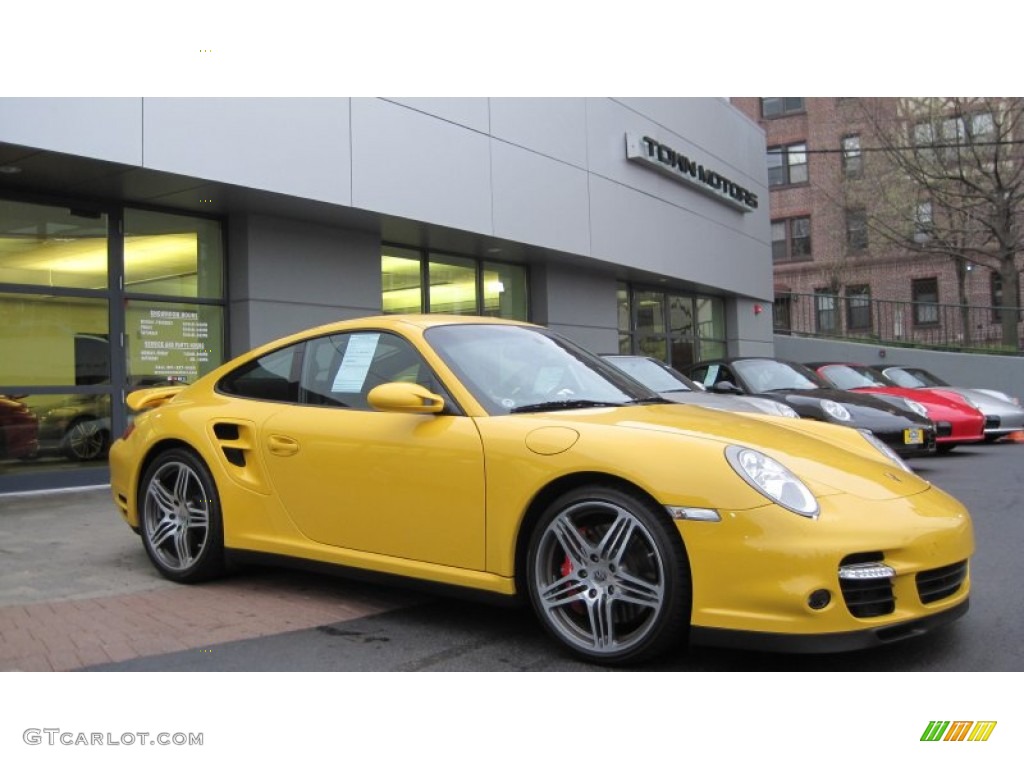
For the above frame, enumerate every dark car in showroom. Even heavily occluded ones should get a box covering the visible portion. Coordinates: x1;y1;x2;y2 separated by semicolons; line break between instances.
686;357;937;458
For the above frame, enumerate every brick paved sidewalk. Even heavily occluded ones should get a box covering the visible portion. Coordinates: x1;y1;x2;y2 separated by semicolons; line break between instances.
0;487;420;671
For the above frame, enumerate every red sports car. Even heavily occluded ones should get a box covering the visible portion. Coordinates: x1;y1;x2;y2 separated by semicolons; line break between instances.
811;363;985;453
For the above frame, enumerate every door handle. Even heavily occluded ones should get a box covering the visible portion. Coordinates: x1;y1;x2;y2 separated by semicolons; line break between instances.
267;434;300;457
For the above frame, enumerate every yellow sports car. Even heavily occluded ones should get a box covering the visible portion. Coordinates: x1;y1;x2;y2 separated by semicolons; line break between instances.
109;315;973;664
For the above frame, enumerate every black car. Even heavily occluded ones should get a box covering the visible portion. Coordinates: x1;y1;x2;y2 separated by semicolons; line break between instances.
686;357;937;457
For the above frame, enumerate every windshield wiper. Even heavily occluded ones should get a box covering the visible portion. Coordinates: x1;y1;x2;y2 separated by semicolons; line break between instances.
510;399;627;414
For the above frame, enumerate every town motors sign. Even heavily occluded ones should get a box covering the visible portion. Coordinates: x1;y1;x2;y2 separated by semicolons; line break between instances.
625;133;758;213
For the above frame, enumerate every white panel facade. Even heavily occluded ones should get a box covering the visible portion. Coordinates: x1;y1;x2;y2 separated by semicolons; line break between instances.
489;98;588;167
142;98;352;204
588;175;772;299
384;98;490;132
490;140;590;255
0;98;143;165
351;99;493;234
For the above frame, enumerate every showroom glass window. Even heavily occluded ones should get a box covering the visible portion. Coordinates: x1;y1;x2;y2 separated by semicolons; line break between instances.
381;244;528;320
617;283;728;368
0;197;225;492
123;209;225;387
0;199;112;481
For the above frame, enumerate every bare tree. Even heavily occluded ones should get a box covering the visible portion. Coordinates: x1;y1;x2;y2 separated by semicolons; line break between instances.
857;97;1024;351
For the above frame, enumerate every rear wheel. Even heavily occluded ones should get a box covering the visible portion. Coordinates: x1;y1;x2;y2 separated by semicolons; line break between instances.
525;484;691;665
139;448;225;583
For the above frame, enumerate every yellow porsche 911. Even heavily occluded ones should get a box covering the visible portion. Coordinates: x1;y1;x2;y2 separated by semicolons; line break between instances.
109;315;973;664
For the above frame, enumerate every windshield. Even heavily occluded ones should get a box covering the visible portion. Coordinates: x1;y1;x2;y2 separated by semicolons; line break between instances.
734;359;824;393
819;364;885;389
882;367;932;388
425;324;655;415
603;356;694;393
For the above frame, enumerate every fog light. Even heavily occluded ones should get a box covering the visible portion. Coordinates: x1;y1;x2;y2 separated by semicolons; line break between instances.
808;589;831;610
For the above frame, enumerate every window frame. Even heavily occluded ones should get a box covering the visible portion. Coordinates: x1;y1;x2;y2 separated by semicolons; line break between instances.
845;208;869;251
841;134;862;177
912;277;940;326
772;216;812;262
761;98;806;118
845;284;872;331
767;142;809;187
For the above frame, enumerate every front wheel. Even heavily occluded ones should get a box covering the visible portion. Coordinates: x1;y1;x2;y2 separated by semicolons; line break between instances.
63;418;109;461
525;485;691;665
139;448;225;583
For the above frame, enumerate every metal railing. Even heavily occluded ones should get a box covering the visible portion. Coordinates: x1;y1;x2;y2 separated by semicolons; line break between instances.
773;293;1024;354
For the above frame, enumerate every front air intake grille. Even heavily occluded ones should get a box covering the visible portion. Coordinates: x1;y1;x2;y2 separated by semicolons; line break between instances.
936;421;953;437
916;560;968;604
985;415;1001;430
839;553;895;618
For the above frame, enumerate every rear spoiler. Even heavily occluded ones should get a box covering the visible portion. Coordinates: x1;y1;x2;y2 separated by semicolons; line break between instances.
126;386;187;412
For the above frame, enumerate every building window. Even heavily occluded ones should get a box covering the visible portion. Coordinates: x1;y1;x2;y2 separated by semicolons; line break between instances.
382;245;528;321
773;294;793;333
991;271;1003;323
772;217;811;262
914;201;934;241
846;285;872;330
815;289;838;334
841;134;862;177
761;98;805;118
767;142;808;187
846;208;868;250
912;277;940;325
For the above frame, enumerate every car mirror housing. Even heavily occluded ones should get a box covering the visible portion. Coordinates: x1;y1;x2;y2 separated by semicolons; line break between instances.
367;382;445;414
713;381;743;395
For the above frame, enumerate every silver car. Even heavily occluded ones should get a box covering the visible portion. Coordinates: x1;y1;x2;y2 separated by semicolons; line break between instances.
602;355;799;418
873;365;1024;442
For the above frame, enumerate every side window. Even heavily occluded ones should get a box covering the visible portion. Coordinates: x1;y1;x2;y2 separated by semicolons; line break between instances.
299;332;442;410
218;345;300;402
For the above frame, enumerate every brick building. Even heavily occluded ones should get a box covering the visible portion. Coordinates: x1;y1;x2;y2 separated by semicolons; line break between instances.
730;97;1024;351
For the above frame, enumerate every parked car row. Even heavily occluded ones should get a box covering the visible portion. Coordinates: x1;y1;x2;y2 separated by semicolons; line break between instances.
668;355;1023;457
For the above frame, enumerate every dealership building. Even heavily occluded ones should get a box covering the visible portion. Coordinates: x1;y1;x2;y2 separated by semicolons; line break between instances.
0;97;773;492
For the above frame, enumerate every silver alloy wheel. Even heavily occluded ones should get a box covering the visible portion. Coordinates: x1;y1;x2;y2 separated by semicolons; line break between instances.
65;419;107;460
532;498;668;657
142;460;211;574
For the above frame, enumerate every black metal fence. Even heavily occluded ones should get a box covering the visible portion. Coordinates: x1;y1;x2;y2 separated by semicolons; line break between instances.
773;293;1024;354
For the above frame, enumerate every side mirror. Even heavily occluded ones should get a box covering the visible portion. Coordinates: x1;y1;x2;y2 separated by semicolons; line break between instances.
712;381;744;395
367;382;445;414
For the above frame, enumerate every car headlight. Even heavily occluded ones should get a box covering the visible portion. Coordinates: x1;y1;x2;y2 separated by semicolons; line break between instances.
820;399;852;422
903;398;929;418
724;445;819;519
858;429;913;473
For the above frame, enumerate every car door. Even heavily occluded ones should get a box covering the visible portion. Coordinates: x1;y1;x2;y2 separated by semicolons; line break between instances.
260;330;487;571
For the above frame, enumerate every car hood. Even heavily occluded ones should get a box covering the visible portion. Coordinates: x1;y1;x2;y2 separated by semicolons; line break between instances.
512;403;932;502
931;387;1024;416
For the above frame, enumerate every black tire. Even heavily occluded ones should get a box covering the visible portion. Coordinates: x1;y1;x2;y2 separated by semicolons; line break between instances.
138;448;225;583
63;417;109;461
525;484;691;665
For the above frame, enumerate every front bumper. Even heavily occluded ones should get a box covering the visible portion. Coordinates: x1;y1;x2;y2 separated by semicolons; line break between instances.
679;485;972;646
691;599;968;653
